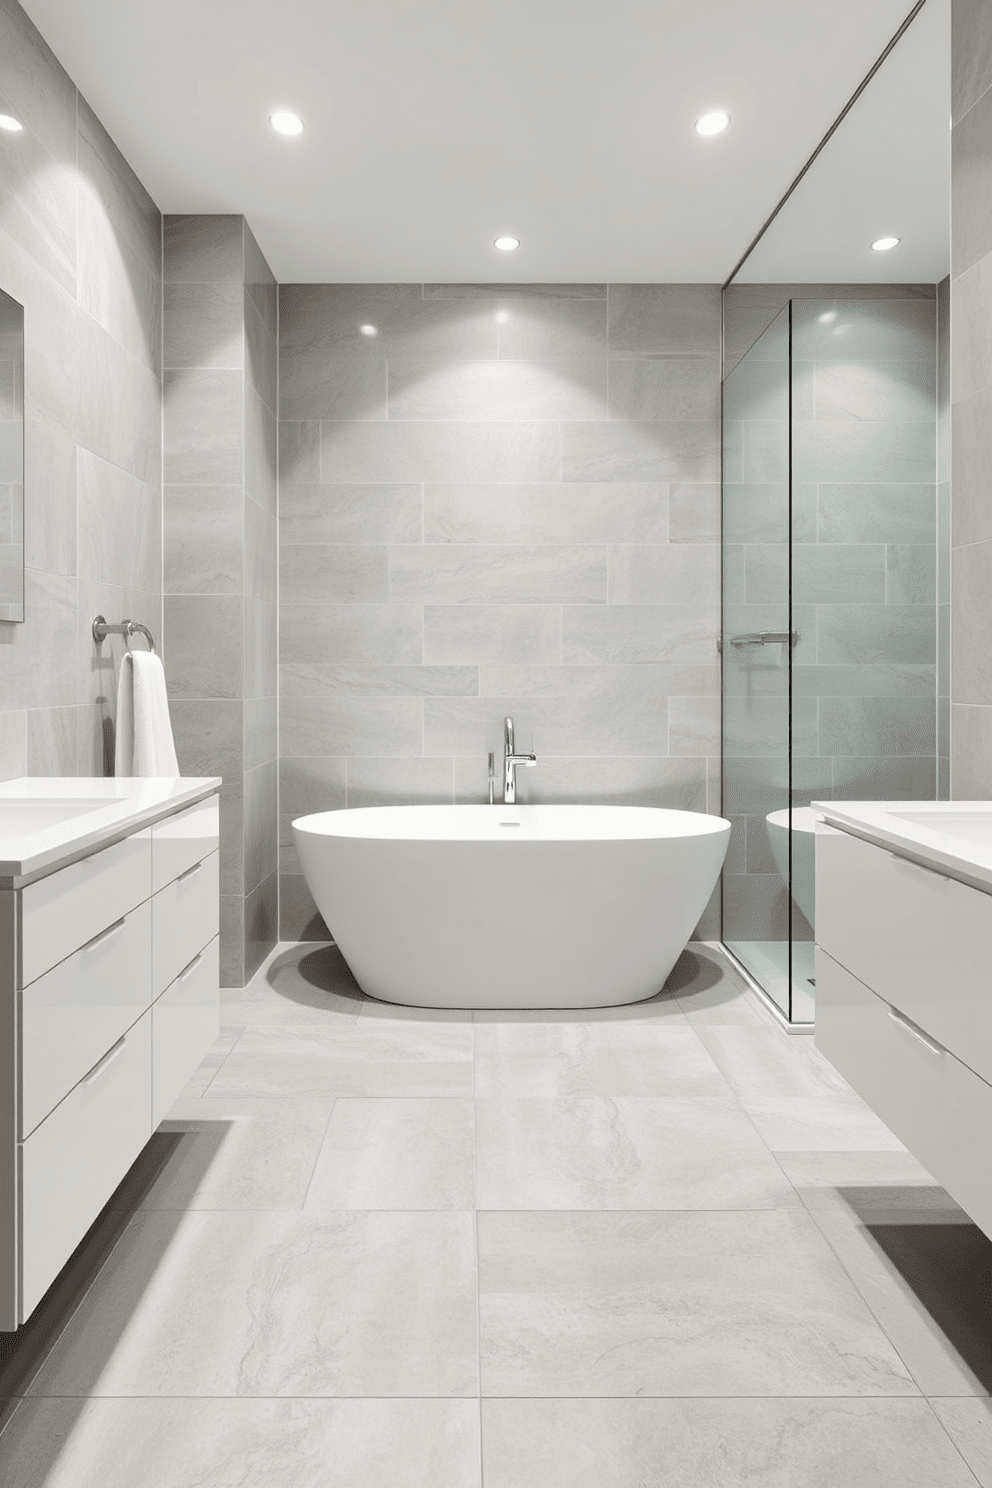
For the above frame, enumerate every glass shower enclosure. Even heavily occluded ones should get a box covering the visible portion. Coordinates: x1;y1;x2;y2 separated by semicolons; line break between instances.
721;295;945;1026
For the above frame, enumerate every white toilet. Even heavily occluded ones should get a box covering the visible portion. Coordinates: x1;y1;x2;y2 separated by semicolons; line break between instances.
765;806;816;926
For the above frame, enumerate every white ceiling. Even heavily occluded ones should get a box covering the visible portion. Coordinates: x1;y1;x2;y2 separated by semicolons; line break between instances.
737;0;949;283
21;0;939;284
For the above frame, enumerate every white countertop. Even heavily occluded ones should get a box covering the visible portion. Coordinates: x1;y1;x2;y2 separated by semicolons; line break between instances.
814;799;992;893
0;777;222;883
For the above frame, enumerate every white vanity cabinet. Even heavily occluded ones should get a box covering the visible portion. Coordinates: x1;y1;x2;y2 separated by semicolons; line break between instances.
0;787;220;1329
815;818;992;1239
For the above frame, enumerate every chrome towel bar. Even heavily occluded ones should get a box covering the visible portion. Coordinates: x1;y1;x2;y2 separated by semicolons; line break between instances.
92;614;157;654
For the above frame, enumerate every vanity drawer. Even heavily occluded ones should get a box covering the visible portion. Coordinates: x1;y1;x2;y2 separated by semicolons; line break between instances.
152;935;220;1125
19;1010;152;1320
151;797;219;895
20;899;152;1138
152;849;219;995
19;831;152;988
816;949;992;1235
816;826;992;1084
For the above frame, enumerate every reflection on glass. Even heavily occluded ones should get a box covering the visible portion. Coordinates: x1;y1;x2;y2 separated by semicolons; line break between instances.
721;292;946;1025
721;305;799;1019
0;288;24;623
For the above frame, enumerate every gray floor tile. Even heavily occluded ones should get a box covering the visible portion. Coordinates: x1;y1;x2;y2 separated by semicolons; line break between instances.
478;1209;918;1397
209;1022;474;1097
931;1399;992;1486
739;1096;911;1152
0;1398;481;1488
481;1398;979;1487
108;1098;334;1212
691;1020;855;1100
475;1097;798;1210
809;1205;992;1397
473;1020;728;1097
306;1098;475;1210
27;1211;479;1399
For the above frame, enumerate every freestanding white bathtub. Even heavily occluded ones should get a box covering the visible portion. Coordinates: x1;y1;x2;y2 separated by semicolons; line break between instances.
293;804;731;1009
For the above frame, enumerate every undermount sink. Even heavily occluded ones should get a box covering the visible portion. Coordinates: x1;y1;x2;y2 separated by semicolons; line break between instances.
0;799;111;834
891;810;992;848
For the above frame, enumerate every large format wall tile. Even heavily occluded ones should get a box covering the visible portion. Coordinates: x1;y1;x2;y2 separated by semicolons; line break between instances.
281;482;422;544
163;282;243;370
163;486;242;594
281;604;424;665
424;604;561;664
424;483;666;544
163;214;243;283
952;84;992;278
388;358;606;421
77;102;161;372
0;4;166;791
164;367;242;485
561;421;719;483
320;420;561;483
277;284;723;937
389;544;606;604
607;286;721;354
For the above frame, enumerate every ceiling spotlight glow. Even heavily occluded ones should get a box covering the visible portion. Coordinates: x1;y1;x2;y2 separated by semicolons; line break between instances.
695;111;730;136
871;236;900;251
359;324;378;336
0;115;23;132
269;111;304;136
494;236;520;251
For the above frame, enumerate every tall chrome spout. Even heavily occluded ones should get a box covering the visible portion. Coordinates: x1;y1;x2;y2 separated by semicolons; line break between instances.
502;716;537;804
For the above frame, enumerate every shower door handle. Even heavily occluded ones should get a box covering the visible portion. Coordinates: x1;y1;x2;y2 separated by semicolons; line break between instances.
726;631;799;648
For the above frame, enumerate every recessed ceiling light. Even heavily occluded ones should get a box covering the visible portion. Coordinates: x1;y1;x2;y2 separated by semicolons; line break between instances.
494;236;520;251
359;324;377;336
871;236;900;251
269;111;304;136
0;115;23;132
695;111;730;136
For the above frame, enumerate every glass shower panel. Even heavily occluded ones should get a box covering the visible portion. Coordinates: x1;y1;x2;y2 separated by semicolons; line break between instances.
791;296;939;940
722;305;803;1021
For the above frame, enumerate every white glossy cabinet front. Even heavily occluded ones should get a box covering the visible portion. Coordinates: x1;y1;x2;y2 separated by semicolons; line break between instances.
816;821;992;1241
20;1013;152;1320
816;825;992;1085
1;790;219;1328
816;949;992;1237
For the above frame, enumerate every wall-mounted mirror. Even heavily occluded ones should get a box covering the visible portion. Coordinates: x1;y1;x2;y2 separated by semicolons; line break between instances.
720;0;950;1025
0;287;24;623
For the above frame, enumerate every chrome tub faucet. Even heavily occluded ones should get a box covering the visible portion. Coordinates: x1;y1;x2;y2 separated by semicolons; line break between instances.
502;716;537;804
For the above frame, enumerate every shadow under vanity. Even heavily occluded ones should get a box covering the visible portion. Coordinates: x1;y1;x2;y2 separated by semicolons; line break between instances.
0;778;221;1330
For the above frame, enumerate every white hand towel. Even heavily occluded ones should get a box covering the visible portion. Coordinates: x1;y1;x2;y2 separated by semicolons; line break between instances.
114;651;180;777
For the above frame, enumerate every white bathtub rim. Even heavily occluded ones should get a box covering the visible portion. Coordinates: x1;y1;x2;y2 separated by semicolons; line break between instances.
293;803;731;844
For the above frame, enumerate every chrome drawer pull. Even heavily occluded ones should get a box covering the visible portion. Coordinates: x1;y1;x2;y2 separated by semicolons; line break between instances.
81;917;126;952
177;860;204;884
177;952;203;982
81;1036;127;1084
888;852;950;883
888;1006;947;1056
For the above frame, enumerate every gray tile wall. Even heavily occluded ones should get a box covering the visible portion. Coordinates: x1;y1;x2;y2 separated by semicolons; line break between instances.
163;216;278;986
0;0;162;780
722;293;939;945
951;3;992;795
278;283;722;940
